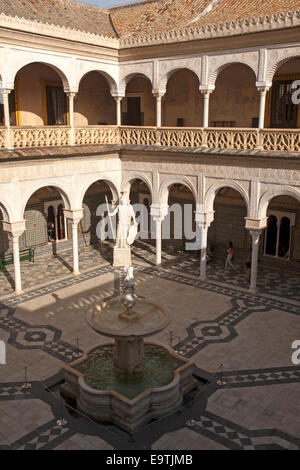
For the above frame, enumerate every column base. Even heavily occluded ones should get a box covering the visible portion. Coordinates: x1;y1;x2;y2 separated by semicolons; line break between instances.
249;287;257;294
199;275;207;281
73;270;80;276
15;289;24;295
113;247;131;267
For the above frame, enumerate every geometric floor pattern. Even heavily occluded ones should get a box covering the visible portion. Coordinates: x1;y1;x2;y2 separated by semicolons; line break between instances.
0;242;299;450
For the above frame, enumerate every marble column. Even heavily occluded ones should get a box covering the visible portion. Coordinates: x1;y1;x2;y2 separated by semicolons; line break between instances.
155;217;162;266
249;229;262;292
115;97;123;126
3;221;26;294
71;221;80;275
2;89;12;148
68;92;76;145
258;87;269;129
199;226;208;280
155;95;163;127
64;209;83;276
202;91;212;128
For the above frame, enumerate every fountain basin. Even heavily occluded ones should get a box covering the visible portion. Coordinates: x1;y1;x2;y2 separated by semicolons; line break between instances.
61;341;197;433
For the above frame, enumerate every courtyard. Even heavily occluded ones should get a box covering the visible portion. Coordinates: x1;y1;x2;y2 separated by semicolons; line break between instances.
0;243;299;450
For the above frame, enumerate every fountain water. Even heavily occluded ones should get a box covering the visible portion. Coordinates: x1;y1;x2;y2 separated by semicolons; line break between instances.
61;267;197;433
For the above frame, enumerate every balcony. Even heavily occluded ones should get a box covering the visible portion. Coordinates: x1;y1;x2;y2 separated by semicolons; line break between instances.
1;126;300;154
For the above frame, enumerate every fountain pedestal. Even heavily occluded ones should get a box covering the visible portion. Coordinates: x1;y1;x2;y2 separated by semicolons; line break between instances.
114;337;145;373
61;283;198;433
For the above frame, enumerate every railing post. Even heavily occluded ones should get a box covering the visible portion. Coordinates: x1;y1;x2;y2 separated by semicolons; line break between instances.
202;128;208;148
255;128;264;151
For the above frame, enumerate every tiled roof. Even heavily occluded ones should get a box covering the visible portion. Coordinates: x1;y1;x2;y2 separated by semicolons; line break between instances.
110;0;300;37
0;0;116;37
190;0;300;28
110;0;212;37
0;0;299;40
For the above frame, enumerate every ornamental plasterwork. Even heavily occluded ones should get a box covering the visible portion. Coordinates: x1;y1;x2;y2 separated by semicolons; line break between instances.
207;51;259;87
7;48;77;91
158;57;202;92
75;60;119;92
119;62;154;92
267;46;300;82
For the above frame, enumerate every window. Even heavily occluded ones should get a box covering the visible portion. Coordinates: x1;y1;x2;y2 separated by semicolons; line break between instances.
45;85;67;125
264;211;295;260
270;80;298;129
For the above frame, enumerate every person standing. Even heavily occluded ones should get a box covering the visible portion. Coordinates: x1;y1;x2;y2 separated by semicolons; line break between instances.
225;242;234;269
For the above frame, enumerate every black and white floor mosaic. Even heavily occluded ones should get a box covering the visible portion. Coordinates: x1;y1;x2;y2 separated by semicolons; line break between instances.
0;243;299;450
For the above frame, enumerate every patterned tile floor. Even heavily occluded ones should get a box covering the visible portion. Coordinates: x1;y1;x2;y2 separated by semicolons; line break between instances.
0;241;299;450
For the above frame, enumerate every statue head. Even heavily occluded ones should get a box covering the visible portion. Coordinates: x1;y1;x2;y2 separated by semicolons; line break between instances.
119;193;127;206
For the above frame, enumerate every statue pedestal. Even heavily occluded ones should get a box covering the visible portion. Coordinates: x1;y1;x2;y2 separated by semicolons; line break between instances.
113;247;132;267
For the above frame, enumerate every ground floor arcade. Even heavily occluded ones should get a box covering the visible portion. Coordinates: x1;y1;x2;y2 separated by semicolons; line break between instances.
0;244;299;450
1;178;299;297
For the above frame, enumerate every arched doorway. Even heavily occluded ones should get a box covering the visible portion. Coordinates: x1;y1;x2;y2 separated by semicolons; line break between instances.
263;195;299;263
164;183;197;256
164;69;202;127
23;186;67;248
82;180;115;262
210;64;258;128
208;187;250;262
75;71;116;125
129;179;152;248
123;74;155;126
14;62;69;126
266;58;300;128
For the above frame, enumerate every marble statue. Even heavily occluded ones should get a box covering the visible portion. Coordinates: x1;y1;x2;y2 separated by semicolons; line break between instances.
109;193;138;248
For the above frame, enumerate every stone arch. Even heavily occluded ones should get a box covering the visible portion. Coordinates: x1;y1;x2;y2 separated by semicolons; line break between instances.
77;69;118;96
121;173;153;202
267;54;300;83
205;180;250;215
208;61;258;89
21;183;72;218
79;175;119;208
11;60;71;92
159;67;201;94
159;176;197;207
258;186;300;219
0;199;12;222
120;72;153;94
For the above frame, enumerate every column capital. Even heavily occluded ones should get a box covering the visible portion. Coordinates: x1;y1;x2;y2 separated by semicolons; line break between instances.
256;82;272;92
67;91;77;99
245;217;267;231
0;88;13;96
195;211;214;228
2;220;26;238
151;204;168;221
249;229;263;239
199;85;215;94
112;95;125;101
64;209;83;224
152;90;165;99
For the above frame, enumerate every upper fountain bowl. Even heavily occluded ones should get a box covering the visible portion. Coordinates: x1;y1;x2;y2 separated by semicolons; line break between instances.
87;299;169;339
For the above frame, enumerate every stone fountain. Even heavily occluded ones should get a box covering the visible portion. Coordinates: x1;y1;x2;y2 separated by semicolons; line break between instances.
61;267;197;433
